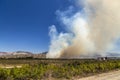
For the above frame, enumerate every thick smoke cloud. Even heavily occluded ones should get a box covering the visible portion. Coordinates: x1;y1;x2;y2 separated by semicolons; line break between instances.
47;0;120;58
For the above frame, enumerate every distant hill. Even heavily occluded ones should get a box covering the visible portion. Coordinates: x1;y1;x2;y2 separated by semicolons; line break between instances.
0;51;119;59
0;52;12;56
106;52;120;57
12;51;33;55
0;51;47;59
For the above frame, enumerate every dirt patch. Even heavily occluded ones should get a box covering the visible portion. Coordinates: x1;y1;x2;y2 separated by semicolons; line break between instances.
0;65;22;69
78;70;120;80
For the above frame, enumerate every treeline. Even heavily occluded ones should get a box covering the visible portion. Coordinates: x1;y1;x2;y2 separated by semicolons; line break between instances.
0;60;120;80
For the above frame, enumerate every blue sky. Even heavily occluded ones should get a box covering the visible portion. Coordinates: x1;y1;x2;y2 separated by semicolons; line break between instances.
0;0;71;53
0;0;120;53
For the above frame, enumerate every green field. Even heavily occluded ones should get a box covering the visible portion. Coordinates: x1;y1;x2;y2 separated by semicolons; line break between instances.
0;59;120;80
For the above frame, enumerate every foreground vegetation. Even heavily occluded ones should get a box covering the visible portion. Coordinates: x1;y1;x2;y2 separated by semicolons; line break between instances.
0;59;120;80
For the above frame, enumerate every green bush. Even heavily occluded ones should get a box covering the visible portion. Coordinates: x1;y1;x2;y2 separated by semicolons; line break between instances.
0;59;120;79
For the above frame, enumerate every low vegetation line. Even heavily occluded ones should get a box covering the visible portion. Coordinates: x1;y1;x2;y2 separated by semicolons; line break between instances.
0;59;120;80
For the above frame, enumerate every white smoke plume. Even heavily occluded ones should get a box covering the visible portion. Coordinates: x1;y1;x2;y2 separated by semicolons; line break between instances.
47;0;120;58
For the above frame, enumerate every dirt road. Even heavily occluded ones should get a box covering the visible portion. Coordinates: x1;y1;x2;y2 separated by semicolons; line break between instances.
0;65;22;69
78;70;120;80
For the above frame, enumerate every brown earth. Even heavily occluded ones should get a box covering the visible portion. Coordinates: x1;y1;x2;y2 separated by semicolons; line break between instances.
78;70;120;80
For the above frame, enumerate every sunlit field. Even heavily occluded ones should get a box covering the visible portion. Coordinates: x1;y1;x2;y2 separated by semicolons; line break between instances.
0;59;120;80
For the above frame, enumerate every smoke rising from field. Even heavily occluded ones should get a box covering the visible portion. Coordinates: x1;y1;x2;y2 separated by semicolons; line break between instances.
47;0;120;58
